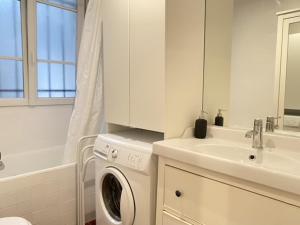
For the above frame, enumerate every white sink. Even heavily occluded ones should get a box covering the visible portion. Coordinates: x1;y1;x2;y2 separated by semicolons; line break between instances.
153;126;300;195
194;144;256;161
198;144;300;176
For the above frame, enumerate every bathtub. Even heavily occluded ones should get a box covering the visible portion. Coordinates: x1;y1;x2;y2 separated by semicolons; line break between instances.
0;146;77;225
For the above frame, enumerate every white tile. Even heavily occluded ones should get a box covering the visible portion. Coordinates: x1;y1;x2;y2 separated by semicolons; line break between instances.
0;165;81;225
0;191;18;209
31;192;45;211
32;205;61;225
0;205;18;217
16;200;33;215
16;186;32;203
60;199;76;213
60;208;76;225
59;186;76;202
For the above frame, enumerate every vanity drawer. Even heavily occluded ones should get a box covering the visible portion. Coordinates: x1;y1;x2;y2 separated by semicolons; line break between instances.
164;165;300;225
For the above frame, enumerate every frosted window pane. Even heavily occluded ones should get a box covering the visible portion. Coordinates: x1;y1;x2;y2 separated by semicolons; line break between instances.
0;60;24;98
50;64;64;97
65;91;76;98
48;0;77;9
38;63;76;98
37;3;77;62
65;65;76;97
63;10;77;62
0;0;23;57
37;2;77;99
37;63;49;91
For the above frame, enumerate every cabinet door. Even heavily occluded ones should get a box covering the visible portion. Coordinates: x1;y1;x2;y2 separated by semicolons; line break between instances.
129;0;165;132
103;0;130;126
162;212;193;225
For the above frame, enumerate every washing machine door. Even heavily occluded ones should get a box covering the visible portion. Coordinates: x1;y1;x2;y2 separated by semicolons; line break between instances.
99;167;135;225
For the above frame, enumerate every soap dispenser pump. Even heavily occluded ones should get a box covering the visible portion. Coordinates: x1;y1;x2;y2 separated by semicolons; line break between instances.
215;109;225;126
194;111;208;139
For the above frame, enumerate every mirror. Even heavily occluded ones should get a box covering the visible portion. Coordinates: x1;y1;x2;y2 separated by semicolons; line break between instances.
276;10;300;132
203;0;300;135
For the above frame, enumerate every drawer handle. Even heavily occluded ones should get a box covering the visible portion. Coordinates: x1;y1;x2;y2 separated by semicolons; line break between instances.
175;190;182;197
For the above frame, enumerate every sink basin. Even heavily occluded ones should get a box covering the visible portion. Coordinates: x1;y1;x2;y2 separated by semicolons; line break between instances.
195;144;256;161
194;143;300;177
153;127;300;195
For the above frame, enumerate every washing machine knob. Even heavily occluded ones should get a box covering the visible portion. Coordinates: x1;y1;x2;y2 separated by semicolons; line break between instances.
111;149;118;159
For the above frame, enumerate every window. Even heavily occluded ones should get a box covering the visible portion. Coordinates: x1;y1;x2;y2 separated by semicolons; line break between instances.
0;0;84;106
0;0;25;99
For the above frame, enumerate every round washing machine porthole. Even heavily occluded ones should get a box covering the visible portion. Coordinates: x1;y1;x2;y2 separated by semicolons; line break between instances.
99;167;135;225
102;173;122;221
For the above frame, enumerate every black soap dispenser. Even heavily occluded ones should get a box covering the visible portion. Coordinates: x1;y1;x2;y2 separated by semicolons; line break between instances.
194;111;208;139
215;109;225;126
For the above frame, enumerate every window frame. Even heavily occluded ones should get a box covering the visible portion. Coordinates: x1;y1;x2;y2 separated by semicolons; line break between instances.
0;0;84;106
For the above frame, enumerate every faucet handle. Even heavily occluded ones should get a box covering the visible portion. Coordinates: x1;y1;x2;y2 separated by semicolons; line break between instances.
245;119;263;138
245;130;254;138
266;116;281;132
0;152;4;170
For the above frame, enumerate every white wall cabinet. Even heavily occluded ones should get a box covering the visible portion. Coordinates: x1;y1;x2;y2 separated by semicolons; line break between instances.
103;0;205;137
156;158;300;225
103;0;130;126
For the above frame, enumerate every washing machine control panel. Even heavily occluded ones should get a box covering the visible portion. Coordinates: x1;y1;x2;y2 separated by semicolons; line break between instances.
94;137;154;174
127;152;145;169
107;145;152;173
111;149;118;159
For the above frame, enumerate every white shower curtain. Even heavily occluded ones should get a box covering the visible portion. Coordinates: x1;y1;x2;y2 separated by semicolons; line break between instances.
64;0;104;162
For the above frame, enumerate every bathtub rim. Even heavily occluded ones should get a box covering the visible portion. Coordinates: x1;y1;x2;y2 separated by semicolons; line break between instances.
0;162;76;182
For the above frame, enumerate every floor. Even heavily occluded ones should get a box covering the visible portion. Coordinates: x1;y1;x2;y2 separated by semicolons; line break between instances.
85;220;96;225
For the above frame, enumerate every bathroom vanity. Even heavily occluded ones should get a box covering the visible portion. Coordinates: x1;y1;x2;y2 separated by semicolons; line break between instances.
154;127;300;225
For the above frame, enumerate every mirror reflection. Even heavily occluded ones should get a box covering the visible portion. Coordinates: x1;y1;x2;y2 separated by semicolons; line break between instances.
283;21;300;131
203;0;300;135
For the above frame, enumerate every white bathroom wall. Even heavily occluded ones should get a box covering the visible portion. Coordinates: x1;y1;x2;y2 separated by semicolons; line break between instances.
229;0;300;129
0;105;73;155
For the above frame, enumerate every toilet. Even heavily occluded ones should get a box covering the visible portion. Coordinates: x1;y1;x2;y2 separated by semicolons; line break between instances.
0;217;32;225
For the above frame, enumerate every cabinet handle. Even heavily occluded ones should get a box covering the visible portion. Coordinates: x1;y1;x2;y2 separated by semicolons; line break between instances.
175;190;182;197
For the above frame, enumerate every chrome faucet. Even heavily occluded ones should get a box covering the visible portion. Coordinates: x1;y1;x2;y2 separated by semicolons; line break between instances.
0;152;4;170
245;119;264;150
265;116;280;132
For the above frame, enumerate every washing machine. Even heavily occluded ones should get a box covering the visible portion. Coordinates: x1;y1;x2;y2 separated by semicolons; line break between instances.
94;130;163;225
